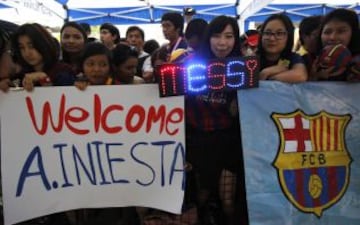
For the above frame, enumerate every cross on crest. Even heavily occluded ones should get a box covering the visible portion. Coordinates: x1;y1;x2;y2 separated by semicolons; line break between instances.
272;110;353;217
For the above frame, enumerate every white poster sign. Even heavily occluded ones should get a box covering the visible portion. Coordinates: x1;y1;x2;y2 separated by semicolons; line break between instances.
0;85;185;225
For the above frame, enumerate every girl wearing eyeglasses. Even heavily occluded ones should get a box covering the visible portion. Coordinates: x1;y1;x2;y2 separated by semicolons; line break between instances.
310;8;360;81
257;14;308;83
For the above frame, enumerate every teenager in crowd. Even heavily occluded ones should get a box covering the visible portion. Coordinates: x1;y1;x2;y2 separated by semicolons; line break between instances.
112;43;144;84
0;28;15;92
149;45;168;83
185;18;208;52
161;12;187;61
143;39;160;56
126;26;150;78
0;20;19;92
311;8;360;81
80;22;97;43
12;23;75;91
100;23;120;50
75;42;113;90
142;39;160;83
297;15;323;74
60;21;87;73
257;13;308;82
185;15;244;225
148;18;205;84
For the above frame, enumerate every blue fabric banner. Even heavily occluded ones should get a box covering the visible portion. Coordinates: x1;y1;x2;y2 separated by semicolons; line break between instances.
238;81;360;225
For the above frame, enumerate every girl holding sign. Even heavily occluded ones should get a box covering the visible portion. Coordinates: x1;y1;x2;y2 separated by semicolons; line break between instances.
12;23;76;91
74;42;145;225
185;15;245;225
75;42;113;90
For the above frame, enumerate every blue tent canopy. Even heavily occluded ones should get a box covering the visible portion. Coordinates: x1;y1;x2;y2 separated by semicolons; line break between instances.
63;4;238;25
246;3;360;24
53;0;360;31
2;0;358;28
0;2;11;9
56;0;239;25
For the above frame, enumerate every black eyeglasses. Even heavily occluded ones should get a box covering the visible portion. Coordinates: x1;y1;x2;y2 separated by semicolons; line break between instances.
262;31;287;40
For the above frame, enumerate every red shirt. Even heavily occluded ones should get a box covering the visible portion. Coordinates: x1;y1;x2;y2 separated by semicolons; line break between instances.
185;91;238;131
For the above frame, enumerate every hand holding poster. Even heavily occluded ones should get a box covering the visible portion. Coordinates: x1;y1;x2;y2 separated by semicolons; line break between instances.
0;84;185;225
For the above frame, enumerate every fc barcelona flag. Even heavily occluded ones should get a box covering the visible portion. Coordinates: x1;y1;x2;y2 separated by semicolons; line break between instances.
238;81;360;225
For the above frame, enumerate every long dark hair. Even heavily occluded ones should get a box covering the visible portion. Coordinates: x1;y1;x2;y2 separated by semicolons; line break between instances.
112;43;139;67
112;43;139;82
12;23;58;72
60;22;87;65
257;13;295;60
316;8;360;55
0;28;10;55
100;23;120;44
199;15;241;59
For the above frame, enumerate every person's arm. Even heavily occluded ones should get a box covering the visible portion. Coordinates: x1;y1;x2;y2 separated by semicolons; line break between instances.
259;64;288;80
260;54;308;83
269;63;308;83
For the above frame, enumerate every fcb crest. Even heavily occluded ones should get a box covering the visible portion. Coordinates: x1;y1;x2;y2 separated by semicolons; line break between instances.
272;110;352;217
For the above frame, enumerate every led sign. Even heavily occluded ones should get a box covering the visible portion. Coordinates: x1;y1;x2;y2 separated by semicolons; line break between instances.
156;56;259;97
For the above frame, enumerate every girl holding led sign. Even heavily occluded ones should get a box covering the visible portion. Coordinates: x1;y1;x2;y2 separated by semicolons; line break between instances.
185;15;244;225
258;14;308;83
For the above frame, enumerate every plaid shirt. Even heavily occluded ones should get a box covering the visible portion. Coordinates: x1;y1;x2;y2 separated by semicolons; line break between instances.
185;91;237;132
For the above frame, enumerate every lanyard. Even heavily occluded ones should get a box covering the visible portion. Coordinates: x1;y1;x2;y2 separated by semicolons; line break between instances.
169;37;182;54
